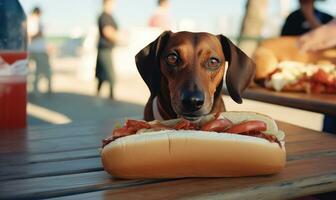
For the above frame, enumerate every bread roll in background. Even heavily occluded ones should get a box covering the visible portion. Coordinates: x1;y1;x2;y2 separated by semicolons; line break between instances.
252;36;336;80
253;47;278;80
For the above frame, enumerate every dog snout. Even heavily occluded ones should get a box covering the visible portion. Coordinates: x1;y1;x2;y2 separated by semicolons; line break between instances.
180;90;205;112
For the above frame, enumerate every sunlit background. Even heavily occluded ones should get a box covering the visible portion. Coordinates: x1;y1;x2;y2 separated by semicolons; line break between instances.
20;0;336;36
18;0;335;129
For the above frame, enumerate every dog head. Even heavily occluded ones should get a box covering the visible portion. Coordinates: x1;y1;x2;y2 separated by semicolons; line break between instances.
136;31;255;120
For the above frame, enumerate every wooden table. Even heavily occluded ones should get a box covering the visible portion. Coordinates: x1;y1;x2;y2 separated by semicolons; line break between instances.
1;120;336;200
223;86;336;116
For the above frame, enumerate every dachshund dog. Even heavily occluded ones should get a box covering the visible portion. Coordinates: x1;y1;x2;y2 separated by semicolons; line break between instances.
135;31;255;121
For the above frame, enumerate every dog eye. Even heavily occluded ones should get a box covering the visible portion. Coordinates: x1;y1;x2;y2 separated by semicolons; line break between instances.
165;53;179;66
207;57;220;69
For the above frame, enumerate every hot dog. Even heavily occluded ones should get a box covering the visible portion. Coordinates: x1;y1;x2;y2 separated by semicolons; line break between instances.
101;111;286;179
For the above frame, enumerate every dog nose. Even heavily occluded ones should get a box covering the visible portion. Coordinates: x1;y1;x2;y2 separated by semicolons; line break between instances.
181;90;204;112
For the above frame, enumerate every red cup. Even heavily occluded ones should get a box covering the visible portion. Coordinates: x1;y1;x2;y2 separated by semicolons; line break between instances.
0;51;28;129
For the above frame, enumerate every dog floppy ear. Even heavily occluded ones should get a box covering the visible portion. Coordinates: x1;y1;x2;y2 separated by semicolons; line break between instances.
135;31;172;96
217;35;256;103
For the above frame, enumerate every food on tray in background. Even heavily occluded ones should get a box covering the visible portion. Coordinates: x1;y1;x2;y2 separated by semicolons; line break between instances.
258;61;336;94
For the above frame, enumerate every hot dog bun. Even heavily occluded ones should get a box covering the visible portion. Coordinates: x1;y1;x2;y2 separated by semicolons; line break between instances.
101;112;286;179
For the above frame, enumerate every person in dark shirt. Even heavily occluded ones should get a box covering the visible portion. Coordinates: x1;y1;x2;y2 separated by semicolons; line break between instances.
281;0;333;36
96;0;119;99
281;0;335;133
299;20;336;134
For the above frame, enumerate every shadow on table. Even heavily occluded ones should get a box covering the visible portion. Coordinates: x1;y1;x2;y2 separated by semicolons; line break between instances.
27;92;144;126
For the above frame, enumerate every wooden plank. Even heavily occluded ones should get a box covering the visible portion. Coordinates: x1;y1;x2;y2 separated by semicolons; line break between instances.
182;174;336;200
0;148;99;167
277;121;323;141
47;191;105;200
287;139;336;155
0;135;103;154
28;156;336;200
0;123;112;141
0;157;103;181
0;171;172;200
277;122;336;157
0;122;335;199
46;175;336;200
0;116;140;141
224;87;336;115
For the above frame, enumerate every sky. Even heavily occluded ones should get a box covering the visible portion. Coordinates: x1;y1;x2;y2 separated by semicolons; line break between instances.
20;0;336;37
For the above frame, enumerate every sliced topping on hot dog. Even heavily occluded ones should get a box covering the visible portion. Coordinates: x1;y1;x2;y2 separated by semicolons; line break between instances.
174;119;194;130
125;119;151;130
102;114;282;148
201;118;233;132
242;131;282;147
107;120;152;141
225;120;267;134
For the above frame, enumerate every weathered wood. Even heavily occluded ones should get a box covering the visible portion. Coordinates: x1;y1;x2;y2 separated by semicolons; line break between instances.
0;135;102;154
0;157;102;181
0;148;99;167
31;156;336;200
224;87;336;116
1;120;336;199
183;174;336;200
48;175;336;200
0;121;114;141
0;171;172;200
47;191;105;200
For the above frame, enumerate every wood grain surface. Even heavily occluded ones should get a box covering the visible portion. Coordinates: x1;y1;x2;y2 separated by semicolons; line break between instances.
0;120;336;200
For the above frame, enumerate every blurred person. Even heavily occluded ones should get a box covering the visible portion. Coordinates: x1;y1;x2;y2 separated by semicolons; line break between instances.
96;0;119;99
298;19;336;134
280;0;334;134
148;0;172;30
281;0;333;36
27;7;52;95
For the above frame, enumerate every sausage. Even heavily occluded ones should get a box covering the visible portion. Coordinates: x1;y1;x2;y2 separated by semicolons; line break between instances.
126;119;151;130
103;119;269;148
174;119;196;130
201;118;233;132
225;120;267;134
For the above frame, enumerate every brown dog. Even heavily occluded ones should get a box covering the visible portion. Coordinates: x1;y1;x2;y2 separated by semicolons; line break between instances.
135;31;255;121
